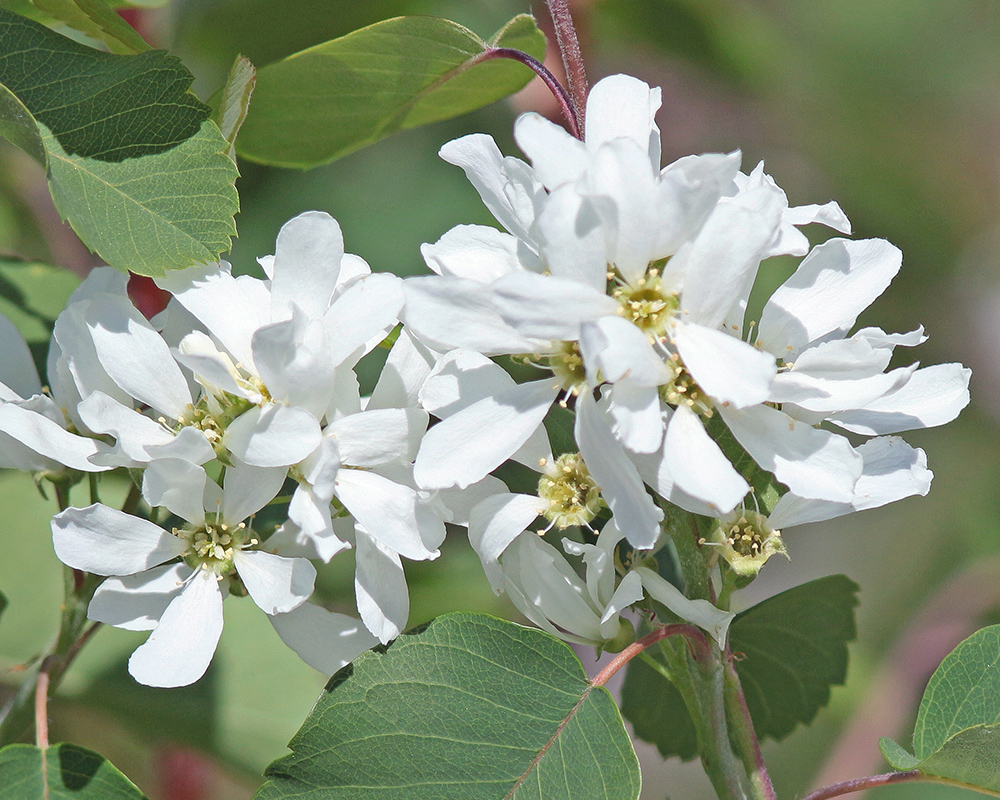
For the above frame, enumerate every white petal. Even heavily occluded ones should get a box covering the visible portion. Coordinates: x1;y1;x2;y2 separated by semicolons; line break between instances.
173;331;245;397
268;603;377;675
420;224;527;281
252;311;335;416
335;468;439;560
431;474;509;527
85;294;192;419
0;312;41;399
52;301;128;407
402;276;541;354
579;316;672;387
654;152;742;256
758;238;902;354
492;272;619;341
468;492;546;592
267;509;351;563
676;180;786;330
0;403;112;472
721;404;862;502
784;201;852;234
535;187;609;292
414;378;557;490
128;570;224;687
327;408;427;467
628;434;736;518
585;74;661;166
513;112;589;188
354;533;408;644
575;392;663;548
604;382;665;454
157;268;270;371
665;405;748;512
76;391;175;465
439;133;540;243
270;211;344;321
89;563;190;631
142;459;208;524
635;567;734;647
769;437;931;528
234;549;314;615
224;404;322;468
52;504;185;575
829;363;971;435
599;571;645;640
674;322;775;408
324;272;404;366
588;139;661;283
366;327;438;410
222;462;288;522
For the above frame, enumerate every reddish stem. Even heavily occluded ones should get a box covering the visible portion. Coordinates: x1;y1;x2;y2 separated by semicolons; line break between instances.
591;623;707;687
801;771;924;800
477;48;581;139
35;658;51;750
544;0;588;133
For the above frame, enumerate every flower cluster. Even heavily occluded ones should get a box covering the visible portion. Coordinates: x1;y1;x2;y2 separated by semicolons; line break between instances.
0;74;970;686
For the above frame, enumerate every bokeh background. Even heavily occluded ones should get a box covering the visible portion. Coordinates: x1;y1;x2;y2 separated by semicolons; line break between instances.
1;1;998;798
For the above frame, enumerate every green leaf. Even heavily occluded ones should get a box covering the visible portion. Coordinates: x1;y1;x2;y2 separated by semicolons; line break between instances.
255;612;641;800
880;727;1000;793
879;736;921;770
878;627;1000;794
29;0;150;54
913;624;1000;759
730;574;858;741
621;645;700;761
917;725;1000;792
0;742;148;798
41;121;238;277
215;55;256;159
622;575;859;759
0;9;239;274
237;14;546;168
0;10;206;161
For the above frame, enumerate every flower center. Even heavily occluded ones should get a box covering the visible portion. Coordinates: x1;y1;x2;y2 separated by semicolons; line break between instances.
545;341;587;390
659;353;714;418
612;267;679;337
171;392;256;460
537;453;604;529
177;514;254;576
707;509;786;577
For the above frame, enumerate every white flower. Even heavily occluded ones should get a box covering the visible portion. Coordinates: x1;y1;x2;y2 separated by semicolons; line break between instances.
403;74;858;519
153;211;404;469
264;329;447;644
499;523;644;646
0;315;112;474
51;461;317;687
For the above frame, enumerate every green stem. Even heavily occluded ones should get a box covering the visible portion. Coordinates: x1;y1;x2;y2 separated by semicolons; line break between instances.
723;652;775;800
657;637;750;800
660;501;713;601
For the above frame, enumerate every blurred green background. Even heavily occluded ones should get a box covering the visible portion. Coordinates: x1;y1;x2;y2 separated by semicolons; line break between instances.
1;1;999;798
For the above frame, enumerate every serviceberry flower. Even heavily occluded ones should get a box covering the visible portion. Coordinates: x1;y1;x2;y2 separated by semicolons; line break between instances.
51;461;317;687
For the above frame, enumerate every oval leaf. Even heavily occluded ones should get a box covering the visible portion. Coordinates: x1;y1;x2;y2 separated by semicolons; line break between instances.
0;9;239;274
254;612;640;800
0;742;148;799
622;574;859;758
236;14;546;168
40;121;238;277
913;624;1000;759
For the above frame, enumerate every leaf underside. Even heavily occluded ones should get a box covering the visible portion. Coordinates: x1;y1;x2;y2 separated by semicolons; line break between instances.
254;612;641;800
